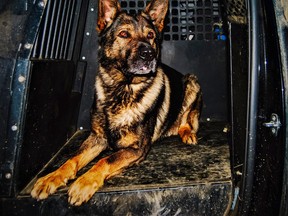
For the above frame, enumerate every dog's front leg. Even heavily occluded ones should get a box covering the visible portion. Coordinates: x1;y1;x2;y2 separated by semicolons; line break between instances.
31;132;107;200
68;146;147;206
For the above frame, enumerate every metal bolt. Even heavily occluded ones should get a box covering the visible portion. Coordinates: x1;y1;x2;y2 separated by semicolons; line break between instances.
206;118;211;122
11;125;18;131
24;43;32;49
18;76;26;83
79;127;83;130
38;1;45;8
86;32;90;36
82;56;86;60
91;8;95;12
5;173;12;179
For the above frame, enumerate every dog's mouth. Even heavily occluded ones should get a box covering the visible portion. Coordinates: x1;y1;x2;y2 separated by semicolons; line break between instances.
127;58;157;75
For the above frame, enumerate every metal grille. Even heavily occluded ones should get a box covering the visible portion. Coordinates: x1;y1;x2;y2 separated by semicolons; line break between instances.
32;0;78;60
120;0;223;41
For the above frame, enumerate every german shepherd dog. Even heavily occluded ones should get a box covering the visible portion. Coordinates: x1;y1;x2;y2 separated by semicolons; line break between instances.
31;0;202;206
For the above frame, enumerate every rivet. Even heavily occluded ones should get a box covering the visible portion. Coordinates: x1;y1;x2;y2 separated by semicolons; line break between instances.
18;76;26;83
91;8;94;12
11;125;18;131
38;1;45;8
80;127;83;130
5;173;12;179
86;32;90;36
24;43;32;49
82;56;86;60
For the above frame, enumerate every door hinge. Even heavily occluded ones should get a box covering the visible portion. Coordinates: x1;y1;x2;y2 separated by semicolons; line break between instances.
262;113;282;136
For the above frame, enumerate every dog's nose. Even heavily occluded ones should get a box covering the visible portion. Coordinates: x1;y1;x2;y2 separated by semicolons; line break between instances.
139;46;155;61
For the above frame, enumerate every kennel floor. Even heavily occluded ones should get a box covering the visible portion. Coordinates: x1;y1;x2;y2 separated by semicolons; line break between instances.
4;122;232;216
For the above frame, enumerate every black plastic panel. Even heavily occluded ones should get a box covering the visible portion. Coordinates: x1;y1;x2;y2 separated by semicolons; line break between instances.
161;40;228;121
18;61;76;191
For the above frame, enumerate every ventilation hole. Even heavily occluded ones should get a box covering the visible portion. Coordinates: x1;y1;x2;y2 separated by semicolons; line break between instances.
189;25;195;32
172;34;179;40
188;9;194;16
172;26;178;32
172;17;178;24
197;9;203;15
205;9;212;15
197;34;204;40
181;26;187;32
205;33;212;40
180;18;187;24
205;17;212;23
164;25;170;32
172;1;178;7
205;1;211;6
197;0;203;7
205;25;212;31
197;17;204;23
181;34;187;40
121;1;127;7
213;10;219;16
188;1;195;7
180;10;186;16
138;1;145;7
129;1;136;7
164;34;171;40
172;9;178;15
129;9;136;15
197;25;203;31
188;17;195;24
213;16;220;22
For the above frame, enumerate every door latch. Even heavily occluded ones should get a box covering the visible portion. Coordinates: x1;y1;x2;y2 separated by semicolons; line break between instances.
263;113;282;136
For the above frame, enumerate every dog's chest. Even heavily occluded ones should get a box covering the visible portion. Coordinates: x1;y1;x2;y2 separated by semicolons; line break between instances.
96;71;167;132
104;88;151;129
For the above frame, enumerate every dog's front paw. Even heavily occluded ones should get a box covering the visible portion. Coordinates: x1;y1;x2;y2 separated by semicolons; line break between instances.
68;173;104;206
182;133;198;145
31;171;69;200
178;124;198;145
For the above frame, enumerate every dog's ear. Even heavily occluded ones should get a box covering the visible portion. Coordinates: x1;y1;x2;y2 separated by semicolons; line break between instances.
97;0;121;32
143;0;169;32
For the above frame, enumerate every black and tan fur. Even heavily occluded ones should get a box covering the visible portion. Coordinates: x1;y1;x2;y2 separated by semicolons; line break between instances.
31;0;202;206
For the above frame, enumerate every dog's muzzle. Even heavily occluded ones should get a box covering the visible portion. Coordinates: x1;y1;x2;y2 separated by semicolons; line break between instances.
127;45;157;75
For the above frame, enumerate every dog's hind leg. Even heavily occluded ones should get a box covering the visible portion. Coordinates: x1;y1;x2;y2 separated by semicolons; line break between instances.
178;74;202;145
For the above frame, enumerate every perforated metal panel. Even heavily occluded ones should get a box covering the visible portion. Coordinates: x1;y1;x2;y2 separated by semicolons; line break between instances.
120;0;223;41
224;0;247;23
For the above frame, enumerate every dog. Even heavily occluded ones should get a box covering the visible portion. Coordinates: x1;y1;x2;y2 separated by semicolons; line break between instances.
31;0;202;206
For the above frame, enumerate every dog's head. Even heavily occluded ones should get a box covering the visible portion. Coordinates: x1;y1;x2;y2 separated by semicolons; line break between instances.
97;0;168;76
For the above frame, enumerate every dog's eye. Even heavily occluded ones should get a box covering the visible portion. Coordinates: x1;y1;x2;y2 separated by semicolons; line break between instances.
147;31;154;39
118;30;130;38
